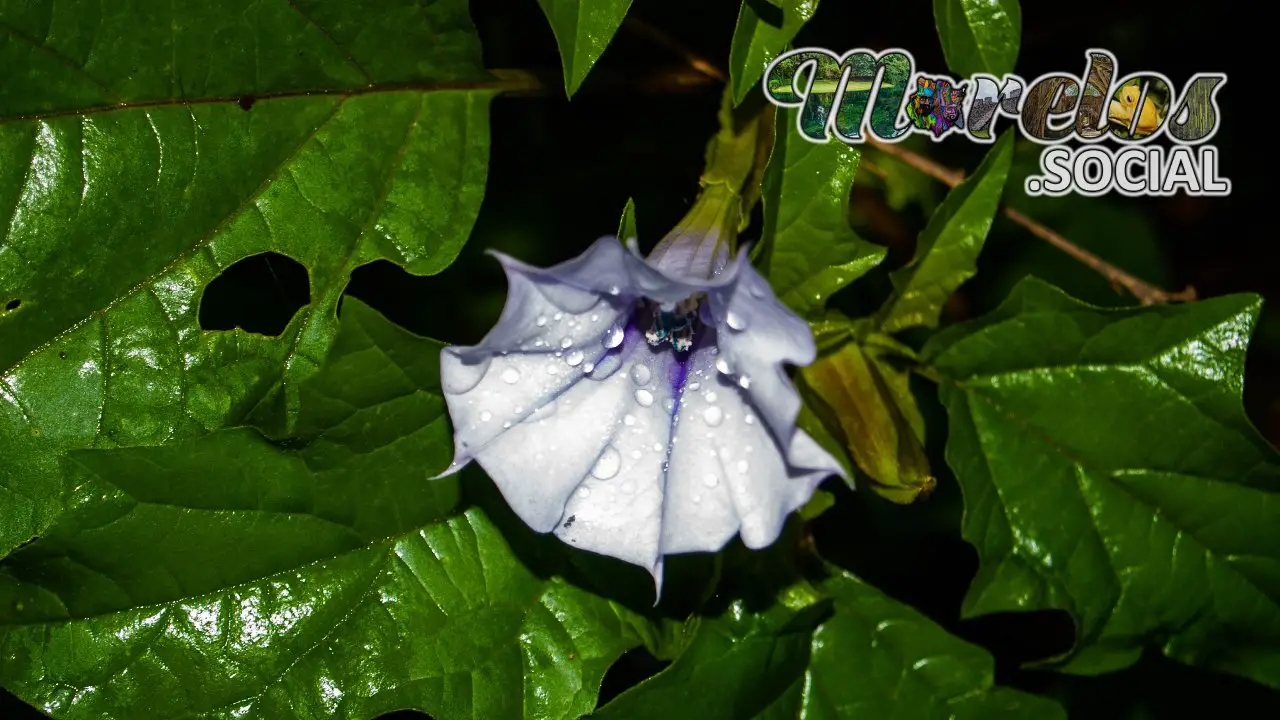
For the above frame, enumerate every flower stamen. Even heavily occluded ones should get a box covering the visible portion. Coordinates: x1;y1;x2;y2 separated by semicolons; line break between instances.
642;296;702;353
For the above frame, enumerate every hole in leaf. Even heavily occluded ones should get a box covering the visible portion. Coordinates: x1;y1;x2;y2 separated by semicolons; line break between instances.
3;298;20;312
199;252;310;336
596;646;670;708
372;711;434;720
957;609;1076;677
238;95;256;111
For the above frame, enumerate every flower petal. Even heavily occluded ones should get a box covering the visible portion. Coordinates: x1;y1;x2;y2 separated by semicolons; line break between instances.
705;251;817;446
661;336;842;554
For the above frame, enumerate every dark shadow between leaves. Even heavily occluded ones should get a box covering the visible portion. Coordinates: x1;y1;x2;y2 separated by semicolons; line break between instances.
595;646;672;708
199;252;310;336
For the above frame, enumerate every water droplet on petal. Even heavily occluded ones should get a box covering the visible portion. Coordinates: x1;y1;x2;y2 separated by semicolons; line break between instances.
480;411;492;422
577;487;591;498
715;356;733;375
688;381;701;391
749;283;766;299
554;312;564;321
630;364;651;385
746;445;754;453
736;460;749;474
653;442;664;452
501;368;520;384
535;315;548;327
630;450;642;460
745;414;755;425
703;406;723;426
738;375;751;389
546;364;559;375
608;285;621;295
566;350;584;367
561;337;573;349
603;324;624;349
726;311;747;331
583;361;596;373
590;313;599;322
502;421;512;429
635;389;654;407
703;473;719;488
662;398;675;414
705;391;718;403
623;414;636;426
591;447;622;480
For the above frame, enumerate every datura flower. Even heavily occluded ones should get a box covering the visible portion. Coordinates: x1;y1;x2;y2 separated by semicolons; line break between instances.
437;199;844;595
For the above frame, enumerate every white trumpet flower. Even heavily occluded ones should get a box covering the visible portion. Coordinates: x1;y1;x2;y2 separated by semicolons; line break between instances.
438;221;844;595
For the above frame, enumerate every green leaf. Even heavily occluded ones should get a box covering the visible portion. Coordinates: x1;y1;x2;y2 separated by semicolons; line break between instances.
761;108;886;318
536;0;634;96
618;197;639;244
925;278;1280;688
0;299;646;719
593;568;1064;718
932;0;1022;78
878;131;1014;334
728;0;820;107
0;0;493;557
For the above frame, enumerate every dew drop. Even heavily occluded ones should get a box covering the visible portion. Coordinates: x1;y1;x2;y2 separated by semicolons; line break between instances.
501;368;520;384
688;381;701;391
635;388;654;407
566;350;585;367
502;421;512;429
623;414;636;426
631;364;652;385
653;442;664;452
738;375;752;389
705;391;718;403
749;283;766;299
534;339;546;347
480;411;493;422
703;406;724;426
662;397;676;414
726;311;747;331
746;445;754;453
603;324;624;349
608;285;621;295
703;473;720;488
630;450;642;460
745;414;756;425
590;313;599;322
583;361;596;373
535;315;548;327
591;446;622;480
553;312;564;321
546;364;559;375
577;487;591;498
692;493;702;503
561;336;573;349
715;356;733;375
736;460;750;474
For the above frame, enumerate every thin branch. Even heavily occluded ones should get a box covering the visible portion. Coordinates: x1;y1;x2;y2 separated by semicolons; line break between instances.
868;140;1197;304
624;17;1196;306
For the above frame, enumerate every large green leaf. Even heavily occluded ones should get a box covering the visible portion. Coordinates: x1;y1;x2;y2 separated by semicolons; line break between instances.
761;108;886;318
878;131;1014;334
536;0;633;96
0;299;647;720
932;0;1022;78
728;0;820;107
593;568;1063;718
0;0;493;557
925;278;1280;687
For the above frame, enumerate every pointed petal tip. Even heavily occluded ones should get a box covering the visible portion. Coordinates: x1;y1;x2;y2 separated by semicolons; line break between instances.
430;454;471;480
650;557;665;607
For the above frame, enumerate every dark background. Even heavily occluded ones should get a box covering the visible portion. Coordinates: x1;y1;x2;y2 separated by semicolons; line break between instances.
4;0;1273;717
